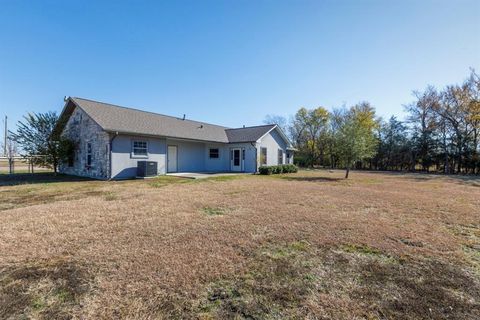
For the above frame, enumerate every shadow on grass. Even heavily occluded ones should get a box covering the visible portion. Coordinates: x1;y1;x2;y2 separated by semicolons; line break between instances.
404;173;480;187
0;259;92;319
336;170;480;187
280;176;344;183
0;173;94;187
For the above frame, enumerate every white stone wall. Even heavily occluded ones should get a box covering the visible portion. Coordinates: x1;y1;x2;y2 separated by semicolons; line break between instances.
59;107;110;179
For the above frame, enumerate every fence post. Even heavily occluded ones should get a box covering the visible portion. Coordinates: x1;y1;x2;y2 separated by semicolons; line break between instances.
9;157;13;174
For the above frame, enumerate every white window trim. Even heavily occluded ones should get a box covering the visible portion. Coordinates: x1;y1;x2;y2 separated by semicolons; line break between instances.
131;140;149;158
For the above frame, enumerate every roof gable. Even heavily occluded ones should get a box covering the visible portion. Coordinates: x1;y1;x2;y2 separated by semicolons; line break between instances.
225;124;277;143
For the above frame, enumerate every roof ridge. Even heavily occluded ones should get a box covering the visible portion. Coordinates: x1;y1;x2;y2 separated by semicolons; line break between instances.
226;124;276;131
71;97;230;129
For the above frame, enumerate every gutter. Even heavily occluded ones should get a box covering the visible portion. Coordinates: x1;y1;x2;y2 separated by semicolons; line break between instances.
108;131;119;180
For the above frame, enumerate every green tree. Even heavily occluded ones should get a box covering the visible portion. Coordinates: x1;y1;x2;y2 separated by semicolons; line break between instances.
291;107;329;167
375;116;411;170
405;86;439;171
9;111;74;173
336;102;379;178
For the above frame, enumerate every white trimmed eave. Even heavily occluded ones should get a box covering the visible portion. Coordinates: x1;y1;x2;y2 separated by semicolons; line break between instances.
256;125;295;149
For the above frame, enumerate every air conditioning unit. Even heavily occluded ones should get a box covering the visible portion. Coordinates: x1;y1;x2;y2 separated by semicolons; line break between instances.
137;161;158;177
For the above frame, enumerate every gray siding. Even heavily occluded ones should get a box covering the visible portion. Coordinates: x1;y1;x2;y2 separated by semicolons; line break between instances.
111;135;167;179
204;143;229;172
166;139;205;172
204;142;257;173
108;136;275;178
257;128;288;167
59;107;110;179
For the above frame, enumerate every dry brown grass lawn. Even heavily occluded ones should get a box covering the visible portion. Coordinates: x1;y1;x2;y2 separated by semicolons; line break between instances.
1;170;479;319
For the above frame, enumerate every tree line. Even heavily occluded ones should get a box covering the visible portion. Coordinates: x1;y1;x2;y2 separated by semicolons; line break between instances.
266;69;480;175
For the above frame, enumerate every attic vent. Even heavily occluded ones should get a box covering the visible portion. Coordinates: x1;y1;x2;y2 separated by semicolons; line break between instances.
182;114;186;120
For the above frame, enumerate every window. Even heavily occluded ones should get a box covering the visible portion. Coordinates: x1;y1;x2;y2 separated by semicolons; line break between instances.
233;149;240;166
278;149;283;165
260;147;267;165
209;148;219;159
132;140;148;157
86;142;92;167
68;155;74;167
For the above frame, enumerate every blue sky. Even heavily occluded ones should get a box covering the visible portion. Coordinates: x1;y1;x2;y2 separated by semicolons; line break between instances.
1;0;479;130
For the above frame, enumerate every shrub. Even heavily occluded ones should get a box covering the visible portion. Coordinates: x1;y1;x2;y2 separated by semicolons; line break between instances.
259;166;273;175
282;164;298;173
259;164;298;175
272;165;282;174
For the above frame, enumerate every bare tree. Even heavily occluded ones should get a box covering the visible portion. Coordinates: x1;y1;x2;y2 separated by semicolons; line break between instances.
405;86;439;171
263;114;288;134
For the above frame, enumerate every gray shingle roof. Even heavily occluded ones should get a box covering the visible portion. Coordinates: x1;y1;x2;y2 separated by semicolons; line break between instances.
58;97;281;144
225;125;276;143
70;97;230;142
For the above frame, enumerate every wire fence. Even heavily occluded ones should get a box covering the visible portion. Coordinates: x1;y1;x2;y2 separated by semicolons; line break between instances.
0;156;53;174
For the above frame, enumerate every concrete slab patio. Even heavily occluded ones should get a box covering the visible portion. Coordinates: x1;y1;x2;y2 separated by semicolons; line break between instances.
166;172;250;179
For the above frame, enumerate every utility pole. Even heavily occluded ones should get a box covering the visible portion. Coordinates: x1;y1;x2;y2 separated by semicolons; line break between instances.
3;115;6;157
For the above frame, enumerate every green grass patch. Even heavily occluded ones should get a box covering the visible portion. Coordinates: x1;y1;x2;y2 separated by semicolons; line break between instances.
202;206;227;216
148;176;191;188
54;289;73;303
201;175;244;182
341;244;383;256
264;240;311;259
447;224;480;274
340;243;398;260
31;297;46;310
148;174;244;188
104;192;118;201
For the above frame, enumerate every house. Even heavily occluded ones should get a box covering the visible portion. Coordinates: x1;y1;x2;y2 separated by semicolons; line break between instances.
54;97;295;180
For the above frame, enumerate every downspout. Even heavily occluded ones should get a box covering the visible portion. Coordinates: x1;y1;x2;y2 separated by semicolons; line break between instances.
251;142;258;173
108;131;119;180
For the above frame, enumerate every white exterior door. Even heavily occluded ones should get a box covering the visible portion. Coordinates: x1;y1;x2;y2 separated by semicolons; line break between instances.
230;148;242;172
167;145;177;172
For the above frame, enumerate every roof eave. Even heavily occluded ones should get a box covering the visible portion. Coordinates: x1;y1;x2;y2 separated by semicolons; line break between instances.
104;129;229;144
254;125;295;149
